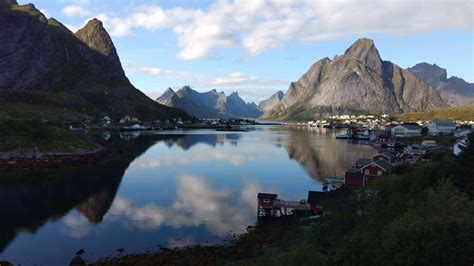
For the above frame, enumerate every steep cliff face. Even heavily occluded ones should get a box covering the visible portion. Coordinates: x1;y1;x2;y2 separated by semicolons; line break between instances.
157;86;262;118
0;1;189;120
263;38;447;120
258;91;284;113
408;63;474;107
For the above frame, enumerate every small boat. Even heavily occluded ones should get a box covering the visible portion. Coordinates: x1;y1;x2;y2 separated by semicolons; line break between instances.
336;134;351;139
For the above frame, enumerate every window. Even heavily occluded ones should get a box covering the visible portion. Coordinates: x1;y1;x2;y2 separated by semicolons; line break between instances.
377;170;382;176
263;199;270;203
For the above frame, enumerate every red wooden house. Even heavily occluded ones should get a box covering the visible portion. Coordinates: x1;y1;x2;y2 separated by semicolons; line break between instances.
372;152;395;163
345;170;366;187
307;191;327;215
361;160;393;179
257;193;278;208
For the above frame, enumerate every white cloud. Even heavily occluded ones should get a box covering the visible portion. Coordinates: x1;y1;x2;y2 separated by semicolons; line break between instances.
40;9;50;18
62;5;91;17
92;0;472;60
107;175;261;237
124;61;286;88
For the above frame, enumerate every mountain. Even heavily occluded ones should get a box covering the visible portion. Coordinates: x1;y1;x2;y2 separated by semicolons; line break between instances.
0;1;189;121
262;38;447;120
408;63;474;107
156;86;262;118
258;90;284;113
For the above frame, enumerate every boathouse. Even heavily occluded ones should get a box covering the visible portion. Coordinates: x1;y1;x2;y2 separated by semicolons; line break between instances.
354;158;372;169
372;152;395;164
345;170;366;187
257;193;277;208
361;160;393;178
307;191;327;214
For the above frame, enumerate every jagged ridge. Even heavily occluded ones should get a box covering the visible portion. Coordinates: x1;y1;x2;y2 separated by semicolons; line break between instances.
0;1;190;121
157;86;262;119
263;38;447;120
408;63;474;107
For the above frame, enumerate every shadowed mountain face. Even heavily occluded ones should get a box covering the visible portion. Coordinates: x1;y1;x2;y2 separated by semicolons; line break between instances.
0;134;162;252
258;91;284;113
0;1;189;120
408;63;474;107
157;86;262;118
262;38;447;120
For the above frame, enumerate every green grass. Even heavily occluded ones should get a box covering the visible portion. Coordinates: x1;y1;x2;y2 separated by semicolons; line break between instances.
395;106;474;122
0;119;98;153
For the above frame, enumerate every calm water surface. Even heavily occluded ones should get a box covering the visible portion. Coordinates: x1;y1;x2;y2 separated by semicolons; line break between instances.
0;126;375;265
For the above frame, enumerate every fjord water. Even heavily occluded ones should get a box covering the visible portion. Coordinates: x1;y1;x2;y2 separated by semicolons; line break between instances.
0;126;375;265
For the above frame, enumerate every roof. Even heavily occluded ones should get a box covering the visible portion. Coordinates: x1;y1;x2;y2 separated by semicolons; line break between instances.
307;191;328;204
393;124;421;130
374;160;393;171
430;120;456;127
257;193;277;199
345;171;365;179
356;158;372;166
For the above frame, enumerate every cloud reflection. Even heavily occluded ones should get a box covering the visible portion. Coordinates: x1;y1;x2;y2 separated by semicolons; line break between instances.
107;175;260;237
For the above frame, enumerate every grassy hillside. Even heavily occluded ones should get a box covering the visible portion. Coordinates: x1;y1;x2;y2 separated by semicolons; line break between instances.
395;105;474;121
0;119;98;152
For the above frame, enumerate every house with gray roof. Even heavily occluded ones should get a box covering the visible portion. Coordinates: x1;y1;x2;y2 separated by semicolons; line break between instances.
427;120;456;135
391;124;422;137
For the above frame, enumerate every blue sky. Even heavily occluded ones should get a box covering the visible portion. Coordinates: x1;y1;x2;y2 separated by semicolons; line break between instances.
26;0;473;103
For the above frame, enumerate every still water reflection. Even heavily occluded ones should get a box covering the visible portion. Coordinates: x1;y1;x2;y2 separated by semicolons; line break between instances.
0;126;375;265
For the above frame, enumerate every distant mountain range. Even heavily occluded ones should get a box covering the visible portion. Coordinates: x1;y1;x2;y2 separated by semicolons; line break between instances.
262;38;448;120
157;86;264;119
0;0;189;121
258;91;284;113
407;63;474;107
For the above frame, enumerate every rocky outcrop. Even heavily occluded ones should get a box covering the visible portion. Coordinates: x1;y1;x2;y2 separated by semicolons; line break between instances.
408;63;474;106
258;91;284;113
263;38;447;120
157;86;262;118
0;1;189;120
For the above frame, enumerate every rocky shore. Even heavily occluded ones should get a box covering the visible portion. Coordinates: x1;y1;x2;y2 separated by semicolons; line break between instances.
91;220;291;266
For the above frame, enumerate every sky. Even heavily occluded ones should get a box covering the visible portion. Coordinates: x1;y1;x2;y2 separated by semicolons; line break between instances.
25;0;474;103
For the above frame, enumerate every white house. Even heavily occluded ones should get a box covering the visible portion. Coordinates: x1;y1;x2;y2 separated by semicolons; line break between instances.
391;124;422;137
427;120;456;135
453;138;468;156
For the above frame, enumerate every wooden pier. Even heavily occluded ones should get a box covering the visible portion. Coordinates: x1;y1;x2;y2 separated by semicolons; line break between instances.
257;191;327;218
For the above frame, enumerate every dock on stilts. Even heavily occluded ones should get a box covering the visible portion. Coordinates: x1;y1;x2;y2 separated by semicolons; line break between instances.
257;191;328;219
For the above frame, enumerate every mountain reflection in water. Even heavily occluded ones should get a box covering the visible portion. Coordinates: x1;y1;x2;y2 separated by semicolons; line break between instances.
0;127;375;264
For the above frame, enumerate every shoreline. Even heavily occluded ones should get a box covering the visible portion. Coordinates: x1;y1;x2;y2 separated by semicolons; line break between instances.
0;148;107;172
91;219;292;265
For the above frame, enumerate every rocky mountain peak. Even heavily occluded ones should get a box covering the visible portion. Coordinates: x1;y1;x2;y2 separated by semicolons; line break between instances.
408;63;448;87
75;18;115;56
344;38;382;71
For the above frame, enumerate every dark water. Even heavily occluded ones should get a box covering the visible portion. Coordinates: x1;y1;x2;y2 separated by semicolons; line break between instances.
0;126;375;265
